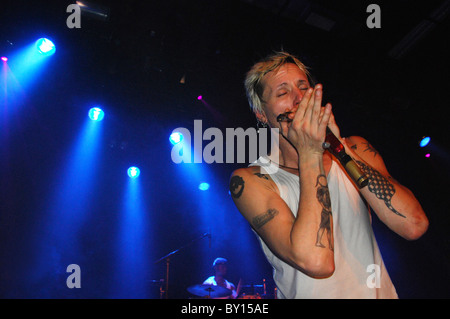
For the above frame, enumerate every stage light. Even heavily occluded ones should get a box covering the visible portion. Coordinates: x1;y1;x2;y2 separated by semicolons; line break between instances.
88;107;105;121
169;132;183;145
198;182;210;191
425;153;431;158
419;136;430;147
35;38;56;56
1;57;7;62
197;95;202;100
76;1;110;22
128;166;140;178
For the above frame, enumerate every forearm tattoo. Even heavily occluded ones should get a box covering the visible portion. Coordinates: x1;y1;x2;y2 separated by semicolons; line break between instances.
229;175;245;199
315;174;333;250
252;208;279;230
356;160;406;218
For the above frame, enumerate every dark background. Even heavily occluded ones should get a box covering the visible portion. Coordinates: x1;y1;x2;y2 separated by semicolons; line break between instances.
0;0;449;298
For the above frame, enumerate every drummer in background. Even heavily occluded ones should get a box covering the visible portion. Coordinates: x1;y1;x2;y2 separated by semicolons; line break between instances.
203;258;239;299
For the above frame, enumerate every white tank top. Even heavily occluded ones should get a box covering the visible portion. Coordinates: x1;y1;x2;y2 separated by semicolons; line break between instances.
249;156;398;299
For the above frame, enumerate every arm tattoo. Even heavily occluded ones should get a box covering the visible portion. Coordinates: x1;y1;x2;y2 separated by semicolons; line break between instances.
229;175;245;199
361;142;379;158
315;174;333;250
252;208;279;230
356;160;406;218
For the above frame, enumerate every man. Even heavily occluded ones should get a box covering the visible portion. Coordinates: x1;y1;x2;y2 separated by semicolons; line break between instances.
203;257;238;299
229;52;428;298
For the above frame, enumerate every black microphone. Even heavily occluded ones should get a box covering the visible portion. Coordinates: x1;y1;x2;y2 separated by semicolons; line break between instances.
276;112;369;189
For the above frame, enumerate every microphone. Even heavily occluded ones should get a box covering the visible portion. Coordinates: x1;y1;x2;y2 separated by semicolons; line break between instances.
276;112;369;189
324;127;368;188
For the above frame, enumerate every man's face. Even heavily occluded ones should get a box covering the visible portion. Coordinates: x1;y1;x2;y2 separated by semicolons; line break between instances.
259;63;311;128
215;263;227;276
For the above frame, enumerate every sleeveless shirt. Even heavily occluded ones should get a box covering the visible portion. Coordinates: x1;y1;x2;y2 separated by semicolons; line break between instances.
249;156;398;299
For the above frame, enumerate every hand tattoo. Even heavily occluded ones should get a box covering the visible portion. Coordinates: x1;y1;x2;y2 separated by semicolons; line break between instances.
315;174;333;250
356;160;406;218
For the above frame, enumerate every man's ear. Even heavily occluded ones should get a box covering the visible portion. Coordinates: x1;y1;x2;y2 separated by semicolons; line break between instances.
255;110;268;124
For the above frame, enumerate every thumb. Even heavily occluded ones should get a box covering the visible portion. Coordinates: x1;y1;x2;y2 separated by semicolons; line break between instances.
327;109;341;140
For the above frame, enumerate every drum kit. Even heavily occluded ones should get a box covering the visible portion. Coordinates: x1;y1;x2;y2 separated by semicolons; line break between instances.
153;232;275;299
187;284;232;299
186;281;271;299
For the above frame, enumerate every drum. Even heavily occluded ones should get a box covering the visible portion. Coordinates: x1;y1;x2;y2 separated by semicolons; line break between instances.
238;293;262;299
187;284;232;299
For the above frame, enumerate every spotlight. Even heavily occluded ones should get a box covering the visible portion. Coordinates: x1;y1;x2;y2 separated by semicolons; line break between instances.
88;107;105;121
197;95;203;100
198;182;210;191
169;132;183;145
76;1;110;21
35;38;56;56
1;57;7;62
127;166;140;178
425;153;431;158
419;136;430;147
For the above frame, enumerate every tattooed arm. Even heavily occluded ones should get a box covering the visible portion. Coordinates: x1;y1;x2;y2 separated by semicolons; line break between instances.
229;157;335;278
344;136;428;240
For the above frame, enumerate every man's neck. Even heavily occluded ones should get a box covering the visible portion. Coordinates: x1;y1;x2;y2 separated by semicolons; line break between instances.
214;275;225;284
270;132;299;168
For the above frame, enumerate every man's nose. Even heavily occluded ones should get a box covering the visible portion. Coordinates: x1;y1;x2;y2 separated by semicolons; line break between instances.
292;87;305;106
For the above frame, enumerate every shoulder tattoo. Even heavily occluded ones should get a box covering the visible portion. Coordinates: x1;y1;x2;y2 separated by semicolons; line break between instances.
254;172;269;180
229;175;245;199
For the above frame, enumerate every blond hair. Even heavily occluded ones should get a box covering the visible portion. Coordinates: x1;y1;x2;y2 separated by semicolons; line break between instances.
244;52;313;115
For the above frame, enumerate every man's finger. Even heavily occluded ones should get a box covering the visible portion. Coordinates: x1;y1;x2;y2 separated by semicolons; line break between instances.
292;87;314;121
326;109;341;140
318;103;332;133
310;85;323;123
303;84;322;129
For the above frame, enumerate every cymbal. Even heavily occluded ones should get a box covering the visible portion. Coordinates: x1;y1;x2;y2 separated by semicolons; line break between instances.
187;284;231;298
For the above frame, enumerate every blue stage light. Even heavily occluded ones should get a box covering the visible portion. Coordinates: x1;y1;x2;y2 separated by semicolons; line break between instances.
420;136;430;147
88;107;105;121
169;132;183;145
128;167;140;178
198;182;210;191
36;38;56;56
